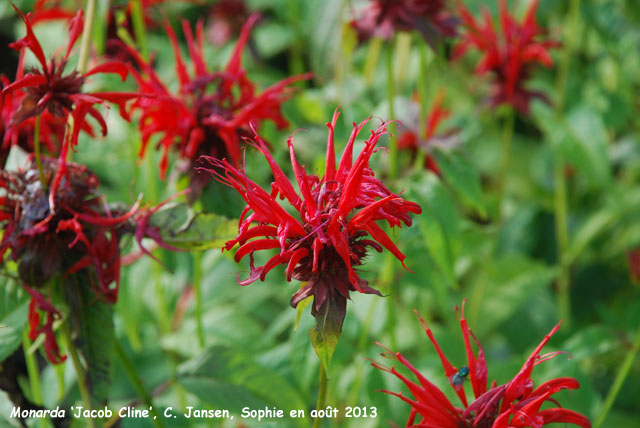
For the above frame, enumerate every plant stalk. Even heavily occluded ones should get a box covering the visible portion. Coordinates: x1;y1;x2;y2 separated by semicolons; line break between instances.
130;0;149;61
593;325;640;428
62;320;96;428
23;331;47;428
312;364;328;428
33;115;46;189
114;340;165;428
386;41;398;179
193;251;205;348
77;0;97;74
497;108;515;220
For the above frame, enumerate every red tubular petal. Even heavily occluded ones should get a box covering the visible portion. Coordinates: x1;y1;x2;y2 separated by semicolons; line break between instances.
84;61;128;81
2;74;48;96
64;10;83;60
226;13;259;75
165;19;190;86
538;408;591;428
234;239;280;263
286;248;309;281
324;108;340;182
9;6;48;69
182;19;207;76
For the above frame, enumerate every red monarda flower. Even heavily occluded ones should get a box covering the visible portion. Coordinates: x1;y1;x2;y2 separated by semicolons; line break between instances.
127;14;311;188
372;303;591;428
397;89;457;175
201;110;421;322
2;6;139;153
351;0;457;45
453;0;558;114
1;73;65;167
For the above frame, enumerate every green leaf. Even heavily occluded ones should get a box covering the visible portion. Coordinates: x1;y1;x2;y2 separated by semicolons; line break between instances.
68;275;115;406
309;297;345;374
178;345;307;420
0;279;29;362
149;202;237;251
411;173;460;289
564;106;612;187
433;149;487;218
469;256;556;334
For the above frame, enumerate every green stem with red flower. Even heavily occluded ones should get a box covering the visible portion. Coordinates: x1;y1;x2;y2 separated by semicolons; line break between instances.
554;0;582;326
312;364;328;428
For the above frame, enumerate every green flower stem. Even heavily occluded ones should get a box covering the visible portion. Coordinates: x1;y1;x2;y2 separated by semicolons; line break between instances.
312;364;328;428
380;251;398;351
114;340;166;428
553;0;581;326
193;251;205;348
33;115;46;189
364;37;383;85
22;331;45;428
61;320;96;428
414;37;432;170
386;41;398;179
497;107;515;220
130;0;149;61
77;0;97;74
594;324;640;428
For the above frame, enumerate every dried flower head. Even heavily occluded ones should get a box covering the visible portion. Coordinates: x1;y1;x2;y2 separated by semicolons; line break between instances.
372;302;591;428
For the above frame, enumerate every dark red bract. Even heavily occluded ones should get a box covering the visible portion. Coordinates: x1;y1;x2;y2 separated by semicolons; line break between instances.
453;0;559;114
126;13;311;194
351;0;457;45
201;109;422;316
372;302;592;428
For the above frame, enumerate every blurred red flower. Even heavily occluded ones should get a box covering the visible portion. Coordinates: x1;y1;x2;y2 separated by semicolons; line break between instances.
351;0;457;46
397;89;458;175
201;109;421;321
207;0;251;47
453;0;559;114
127;14;311;194
372;302;591;428
1;74;65;167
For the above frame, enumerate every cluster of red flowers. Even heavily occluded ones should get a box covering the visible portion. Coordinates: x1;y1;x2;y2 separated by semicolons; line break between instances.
373;302;591;428
125;12;310;197
202;110;421;320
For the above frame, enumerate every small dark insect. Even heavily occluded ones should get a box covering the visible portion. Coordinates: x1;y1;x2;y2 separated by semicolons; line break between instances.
451;366;469;387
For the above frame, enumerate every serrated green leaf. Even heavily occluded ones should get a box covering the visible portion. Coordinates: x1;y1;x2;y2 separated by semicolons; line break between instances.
0;279;29;362
149;202;237;250
433;149;486;217
309;297;345;374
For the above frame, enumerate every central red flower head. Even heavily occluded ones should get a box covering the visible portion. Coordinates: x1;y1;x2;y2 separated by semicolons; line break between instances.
453;0;559;114
201;109;422;315
372;302;591;428
126;14;311;191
